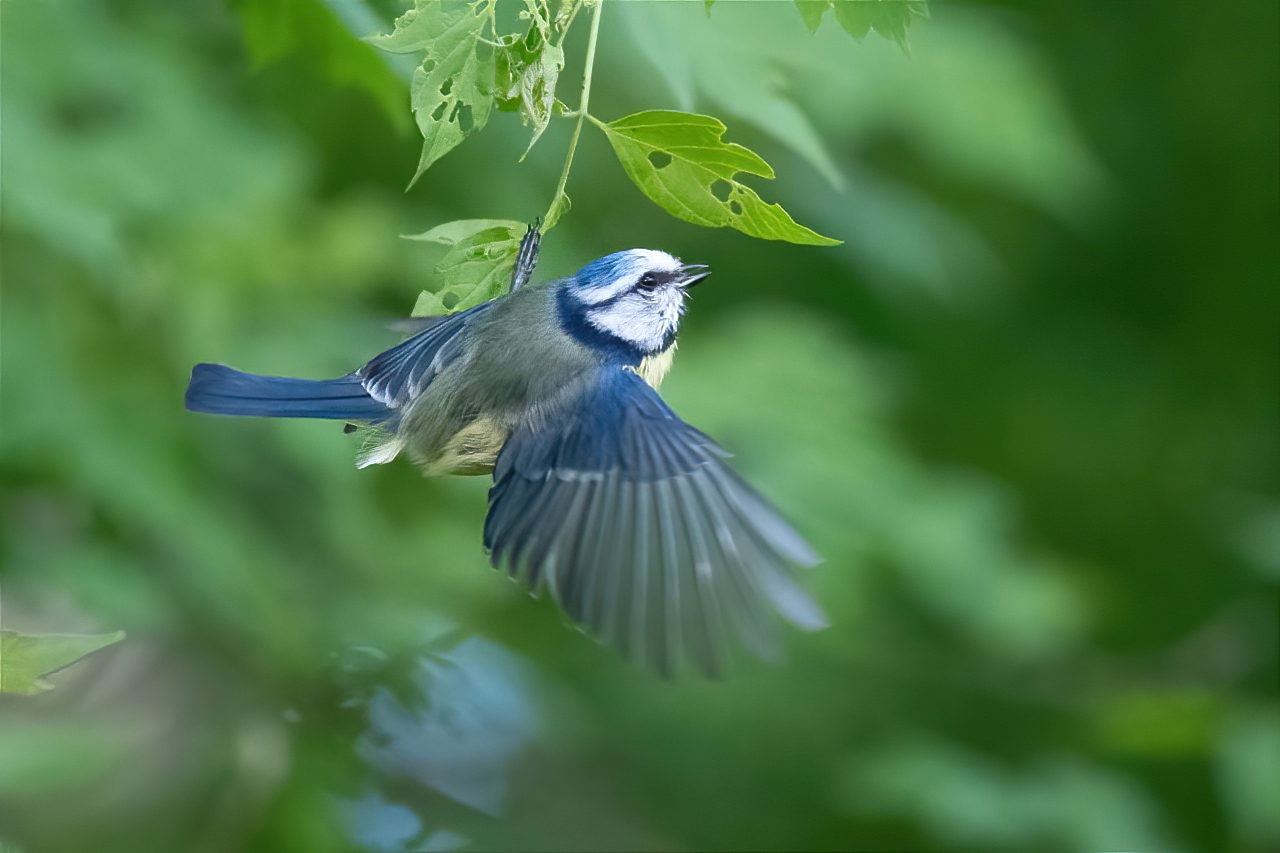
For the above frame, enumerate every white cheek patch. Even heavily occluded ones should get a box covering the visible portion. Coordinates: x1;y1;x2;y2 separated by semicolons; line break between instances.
586;288;684;352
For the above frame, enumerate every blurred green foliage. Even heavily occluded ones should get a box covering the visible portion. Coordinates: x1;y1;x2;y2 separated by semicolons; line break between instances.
1;1;1275;852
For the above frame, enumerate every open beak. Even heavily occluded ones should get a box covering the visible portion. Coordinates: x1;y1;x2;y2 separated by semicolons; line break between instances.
679;264;712;289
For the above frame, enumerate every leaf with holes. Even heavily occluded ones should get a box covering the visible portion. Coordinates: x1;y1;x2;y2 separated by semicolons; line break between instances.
495;1;564;157
1;630;125;695
596;111;840;246
368;0;495;188
403;219;526;314
410;288;450;317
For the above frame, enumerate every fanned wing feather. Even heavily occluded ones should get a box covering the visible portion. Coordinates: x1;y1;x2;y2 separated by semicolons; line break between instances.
485;368;824;676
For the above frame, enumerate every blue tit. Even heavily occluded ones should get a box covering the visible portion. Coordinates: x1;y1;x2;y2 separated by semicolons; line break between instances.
186;230;826;675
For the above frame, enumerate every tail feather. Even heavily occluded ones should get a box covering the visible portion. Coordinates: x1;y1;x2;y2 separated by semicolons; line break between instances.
185;364;389;420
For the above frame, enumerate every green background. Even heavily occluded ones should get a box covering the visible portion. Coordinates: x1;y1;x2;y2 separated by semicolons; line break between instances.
1;1;1276;851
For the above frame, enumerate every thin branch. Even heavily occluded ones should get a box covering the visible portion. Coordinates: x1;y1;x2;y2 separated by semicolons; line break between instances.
544;0;602;227
554;0;584;48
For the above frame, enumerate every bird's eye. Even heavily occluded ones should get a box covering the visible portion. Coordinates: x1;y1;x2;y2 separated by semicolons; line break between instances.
637;272;659;291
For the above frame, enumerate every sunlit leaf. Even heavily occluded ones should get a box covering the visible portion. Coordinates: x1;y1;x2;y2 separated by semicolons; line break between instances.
596;110;840;245
368;0;496;188
495;1;564;157
230;0;409;130
0;629;125;695
403;219;525;314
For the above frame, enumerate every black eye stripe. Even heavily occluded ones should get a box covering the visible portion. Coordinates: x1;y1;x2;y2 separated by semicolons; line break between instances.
636;270;680;290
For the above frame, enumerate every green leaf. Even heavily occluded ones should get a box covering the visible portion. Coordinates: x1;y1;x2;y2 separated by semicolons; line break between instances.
369;0;496;188
0;629;126;695
405;218;518;246
495;1;565;158
622;3;844;189
791;1;928;49
403;219;526;314
596;111;840;246
508;43;565;157
230;0;409;131
544;190;571;231
794;0;829;33
832;1;928;51
410;289;449;317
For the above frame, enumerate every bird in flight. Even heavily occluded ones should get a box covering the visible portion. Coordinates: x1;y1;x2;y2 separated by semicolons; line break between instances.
186;226;826;676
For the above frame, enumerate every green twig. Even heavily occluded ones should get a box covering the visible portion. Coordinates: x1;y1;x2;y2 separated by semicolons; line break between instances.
555;0;584;47
544;0;602;227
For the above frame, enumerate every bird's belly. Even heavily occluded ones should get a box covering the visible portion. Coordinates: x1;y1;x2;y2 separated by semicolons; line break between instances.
422;416;509;476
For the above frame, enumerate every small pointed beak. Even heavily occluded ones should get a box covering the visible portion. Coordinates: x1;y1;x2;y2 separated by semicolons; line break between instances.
679;264;712;288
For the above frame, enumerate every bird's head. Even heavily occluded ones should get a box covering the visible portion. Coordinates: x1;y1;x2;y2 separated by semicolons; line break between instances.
560;249;711;357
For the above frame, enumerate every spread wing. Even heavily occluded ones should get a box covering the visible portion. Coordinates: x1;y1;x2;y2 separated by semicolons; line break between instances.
358;303;490;408
484;368;825;676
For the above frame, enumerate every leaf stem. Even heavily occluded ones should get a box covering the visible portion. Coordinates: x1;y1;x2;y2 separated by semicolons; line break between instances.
486;0;499;42
555;0;584;48
544;0;602;227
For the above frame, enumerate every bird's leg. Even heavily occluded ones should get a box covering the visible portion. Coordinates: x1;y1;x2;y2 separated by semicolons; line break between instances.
511;218;542;292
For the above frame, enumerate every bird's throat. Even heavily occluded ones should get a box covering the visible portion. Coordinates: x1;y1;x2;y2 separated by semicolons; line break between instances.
635;344;676;390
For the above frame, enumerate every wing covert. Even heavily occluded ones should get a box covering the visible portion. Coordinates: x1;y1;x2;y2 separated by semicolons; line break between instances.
358;303;489;408
484;368;825;676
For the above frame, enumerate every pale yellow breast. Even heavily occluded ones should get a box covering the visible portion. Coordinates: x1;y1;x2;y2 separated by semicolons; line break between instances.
635;344;676;390
423;416;508;476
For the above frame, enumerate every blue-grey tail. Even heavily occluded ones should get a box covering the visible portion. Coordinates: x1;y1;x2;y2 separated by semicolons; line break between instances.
185;364;389;420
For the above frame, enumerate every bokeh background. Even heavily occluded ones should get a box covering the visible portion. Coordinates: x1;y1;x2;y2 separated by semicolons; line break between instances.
2;1;1276;851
